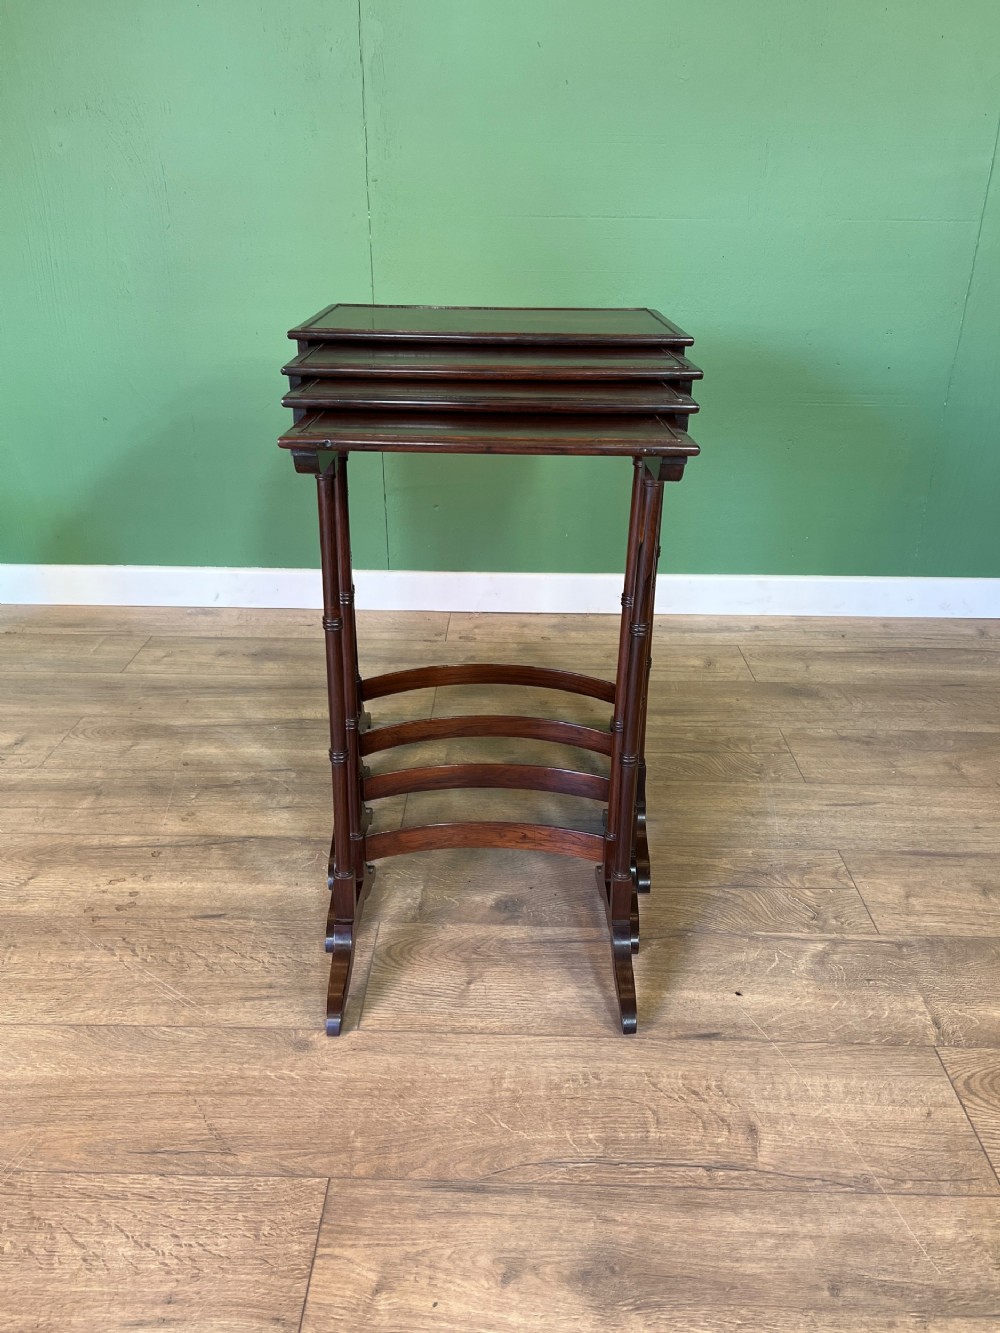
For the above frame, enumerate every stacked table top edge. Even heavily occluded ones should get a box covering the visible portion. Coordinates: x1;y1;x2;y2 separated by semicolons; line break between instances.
279;304;702;459
287;303;695;345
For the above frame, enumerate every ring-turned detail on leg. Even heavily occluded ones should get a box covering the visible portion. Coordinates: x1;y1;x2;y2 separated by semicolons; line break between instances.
600;462;666;1032
317;455;368;1037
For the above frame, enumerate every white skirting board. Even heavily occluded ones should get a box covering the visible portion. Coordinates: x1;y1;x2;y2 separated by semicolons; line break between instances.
1;564;999;617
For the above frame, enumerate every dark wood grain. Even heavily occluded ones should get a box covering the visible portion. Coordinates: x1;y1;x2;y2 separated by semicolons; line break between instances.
283;341;703;380
364;763;608;802
282;376;698;415
279;410;700;458
363;662;616;703
361;713;613;757
366;822;605;862
288;302;693;344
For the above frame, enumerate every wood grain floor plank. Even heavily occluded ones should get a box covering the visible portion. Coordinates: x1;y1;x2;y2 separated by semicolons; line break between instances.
0;833;335;916
447;611;1000;645
939;1048;1000;1182
122;634;749;681
40;716;333;771
436;679;1000;729
299;1181;1000;1330
0;909;377;1030
0;828;865;935
0;1170;326;1332
359;922;1000;1046
370;844;873;935
0;604;449;640
744;644;1000;683
0;1028;992;1195
0;632;147;673
10;672;1000;733
784;728;1000;787
0;716;82;768
643;726;803;782
0;767;406;838
4;604;1000;1331
392;775;1000;854
1;673;435;723
843;853;1000;936
642;780;1000;853
7;758;992;851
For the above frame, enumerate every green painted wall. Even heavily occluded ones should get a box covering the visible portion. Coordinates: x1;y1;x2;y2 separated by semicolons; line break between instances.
2;0;999;577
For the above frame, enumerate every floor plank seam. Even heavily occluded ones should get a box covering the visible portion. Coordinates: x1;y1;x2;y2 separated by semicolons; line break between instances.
354;922;381;1031
834;852;882;934
3;1165;998;1199
117;634;153;673
296;1177;329;1333
776;725;808;785
934;1046;1000;1191
0;1020;973;1053
736;643;757;681
33;715;86;770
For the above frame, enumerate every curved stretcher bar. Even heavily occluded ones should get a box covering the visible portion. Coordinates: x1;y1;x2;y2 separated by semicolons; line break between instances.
363;763;609;802
365;821;604;862
362;662;616;704
361;713;613;757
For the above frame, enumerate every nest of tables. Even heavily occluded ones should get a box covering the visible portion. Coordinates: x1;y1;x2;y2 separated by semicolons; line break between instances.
278;304;702;1035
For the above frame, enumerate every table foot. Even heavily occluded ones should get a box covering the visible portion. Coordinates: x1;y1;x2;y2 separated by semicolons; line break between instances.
611;924;638;1035
633;827;651;895
324;918;355;1036
323;864;375;1035
633;789;651;892
596;864;639;1031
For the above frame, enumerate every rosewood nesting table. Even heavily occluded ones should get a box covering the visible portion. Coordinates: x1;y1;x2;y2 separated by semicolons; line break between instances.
278;304;702;1034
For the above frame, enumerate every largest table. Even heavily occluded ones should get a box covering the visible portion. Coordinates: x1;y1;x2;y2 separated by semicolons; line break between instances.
278;304;703;1034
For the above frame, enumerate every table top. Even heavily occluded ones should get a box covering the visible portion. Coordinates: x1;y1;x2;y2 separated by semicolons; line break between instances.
283;342;702;381
288;303;693;346
282;377;698;416
279;411;700;458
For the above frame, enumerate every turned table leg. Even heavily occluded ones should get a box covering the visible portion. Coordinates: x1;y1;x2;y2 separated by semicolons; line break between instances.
632;492;662;899
317;455;369;1035
332;452;373;900
601;461;664;1033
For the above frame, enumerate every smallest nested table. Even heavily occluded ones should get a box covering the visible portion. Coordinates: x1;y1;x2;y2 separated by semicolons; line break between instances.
278;304;702;1034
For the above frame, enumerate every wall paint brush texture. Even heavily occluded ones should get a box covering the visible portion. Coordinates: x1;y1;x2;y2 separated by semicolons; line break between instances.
2;0;999;577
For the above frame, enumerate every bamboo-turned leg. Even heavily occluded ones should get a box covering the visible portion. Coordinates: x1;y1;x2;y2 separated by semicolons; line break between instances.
601;463;664;1033
332;453;374;905
631;514;661;898
605;461;647;955
604;459;645;875
317;456;365;1035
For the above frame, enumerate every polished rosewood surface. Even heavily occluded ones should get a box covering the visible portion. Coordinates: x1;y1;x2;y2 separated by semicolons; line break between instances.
283;342;703;381
279;410;699;457
289;302;693;345
282;376;698;415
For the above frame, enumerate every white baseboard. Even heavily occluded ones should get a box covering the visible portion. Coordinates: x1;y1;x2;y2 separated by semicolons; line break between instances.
0;564;998;617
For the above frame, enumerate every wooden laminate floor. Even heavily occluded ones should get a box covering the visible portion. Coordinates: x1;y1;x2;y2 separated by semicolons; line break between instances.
2;605;1000;1331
